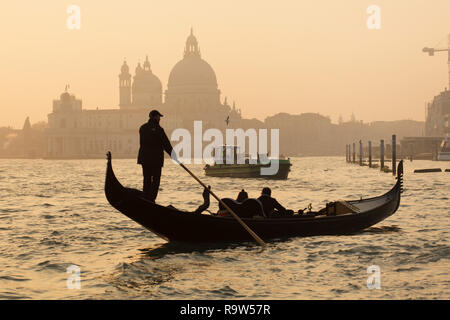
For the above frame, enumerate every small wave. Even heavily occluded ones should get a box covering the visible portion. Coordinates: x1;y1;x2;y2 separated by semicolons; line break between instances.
0;208;21;213
0;275;30;282
39;238;68;247
330;288;347;295
15;235;34;240
395;266;422;272
35;260;67;272
106;261;181;293
359;225;401;234
417;228;437;233
335;245;385;256
35;194;52;198
0;292;31;299
210;285;238;297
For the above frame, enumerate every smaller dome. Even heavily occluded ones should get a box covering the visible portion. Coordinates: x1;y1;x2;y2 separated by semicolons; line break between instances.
133;73;162;91
133;57;162;92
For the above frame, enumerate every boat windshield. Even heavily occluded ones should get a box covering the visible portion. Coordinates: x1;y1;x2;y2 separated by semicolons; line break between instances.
441;139;450;152
213;145;243;164
212;145;269;164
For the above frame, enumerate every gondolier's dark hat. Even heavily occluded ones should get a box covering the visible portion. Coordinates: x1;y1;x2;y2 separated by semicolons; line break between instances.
149;110;163;118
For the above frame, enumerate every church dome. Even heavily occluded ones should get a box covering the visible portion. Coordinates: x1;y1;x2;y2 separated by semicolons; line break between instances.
168;56;217;88
133;57;162;92
138;72;162;91
167;29;218;88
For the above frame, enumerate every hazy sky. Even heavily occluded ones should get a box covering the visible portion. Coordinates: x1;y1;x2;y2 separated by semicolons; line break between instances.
1;0;449;128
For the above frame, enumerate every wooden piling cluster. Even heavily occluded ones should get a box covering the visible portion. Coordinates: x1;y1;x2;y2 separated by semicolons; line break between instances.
346;134;398;175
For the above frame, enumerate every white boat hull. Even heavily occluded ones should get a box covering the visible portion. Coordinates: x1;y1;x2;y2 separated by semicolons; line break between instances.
437;152;450;161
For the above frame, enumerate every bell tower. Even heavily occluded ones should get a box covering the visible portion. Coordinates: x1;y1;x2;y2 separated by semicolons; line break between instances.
119;60;132;108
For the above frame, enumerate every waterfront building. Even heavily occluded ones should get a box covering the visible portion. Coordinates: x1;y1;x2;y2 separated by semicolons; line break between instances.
45;29;242;158
425;88;450;137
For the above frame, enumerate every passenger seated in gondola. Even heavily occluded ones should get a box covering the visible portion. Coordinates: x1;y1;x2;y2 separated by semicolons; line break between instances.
236;189;248;202
215;189;265;218
257;187;293;218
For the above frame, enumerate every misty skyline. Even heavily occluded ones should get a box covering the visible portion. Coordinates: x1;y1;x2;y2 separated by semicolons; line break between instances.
1;0;450;128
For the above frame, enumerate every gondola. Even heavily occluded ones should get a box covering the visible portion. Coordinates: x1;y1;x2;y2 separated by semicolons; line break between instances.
105;152;403;243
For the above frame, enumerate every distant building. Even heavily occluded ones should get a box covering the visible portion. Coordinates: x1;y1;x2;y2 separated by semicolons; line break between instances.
0;117;45;158
42;28;428;159
425;88;450;137
45;29;243;158
400;88;450;160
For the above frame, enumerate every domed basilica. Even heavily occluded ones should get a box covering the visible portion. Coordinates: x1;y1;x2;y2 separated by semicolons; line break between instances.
46;29;246;158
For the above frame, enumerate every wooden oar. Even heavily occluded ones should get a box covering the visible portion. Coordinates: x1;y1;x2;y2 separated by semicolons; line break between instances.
175;160;266;247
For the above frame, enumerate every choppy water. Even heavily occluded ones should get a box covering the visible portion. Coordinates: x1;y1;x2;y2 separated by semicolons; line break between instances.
0;157;449;299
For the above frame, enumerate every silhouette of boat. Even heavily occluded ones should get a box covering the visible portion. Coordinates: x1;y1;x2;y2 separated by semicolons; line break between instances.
204;146;291;179
105;152;403;243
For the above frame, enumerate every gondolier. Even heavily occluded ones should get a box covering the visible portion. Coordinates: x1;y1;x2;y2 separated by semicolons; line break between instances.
137;110;175;202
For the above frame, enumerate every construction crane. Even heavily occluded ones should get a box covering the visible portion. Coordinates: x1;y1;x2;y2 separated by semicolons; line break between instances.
423;34;450;88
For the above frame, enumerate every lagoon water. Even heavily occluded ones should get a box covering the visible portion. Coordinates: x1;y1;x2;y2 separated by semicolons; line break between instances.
0;157;449;299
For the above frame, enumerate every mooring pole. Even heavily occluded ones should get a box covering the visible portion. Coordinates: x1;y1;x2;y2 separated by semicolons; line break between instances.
359;140;363;166
352;143;356;163
410;143;414;162
392;134;397;176
369;141;372;168
346;144;349;162
348;144;351;162
348;144;351;163
380;139;385;171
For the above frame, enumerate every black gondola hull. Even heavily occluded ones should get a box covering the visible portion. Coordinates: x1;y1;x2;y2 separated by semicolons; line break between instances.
105;153;403;243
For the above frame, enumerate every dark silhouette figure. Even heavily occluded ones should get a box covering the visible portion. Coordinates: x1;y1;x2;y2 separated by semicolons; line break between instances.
257;187;289;217
137;110;174;202
236;189;248;202
166;185;210;214
193;186;211;214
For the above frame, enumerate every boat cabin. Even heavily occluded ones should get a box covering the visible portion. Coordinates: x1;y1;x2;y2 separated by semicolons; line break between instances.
212;145;268;165
438;137;450;160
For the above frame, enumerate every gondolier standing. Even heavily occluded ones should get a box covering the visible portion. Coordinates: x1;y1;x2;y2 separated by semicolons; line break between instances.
137;110;175;202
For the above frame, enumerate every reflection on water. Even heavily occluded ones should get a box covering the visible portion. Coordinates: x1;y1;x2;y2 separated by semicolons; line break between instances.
357;225;402;234
0;157;449;299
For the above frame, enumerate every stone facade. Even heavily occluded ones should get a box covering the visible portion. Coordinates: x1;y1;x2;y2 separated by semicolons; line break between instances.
425;89;450;137
45;29;243;158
